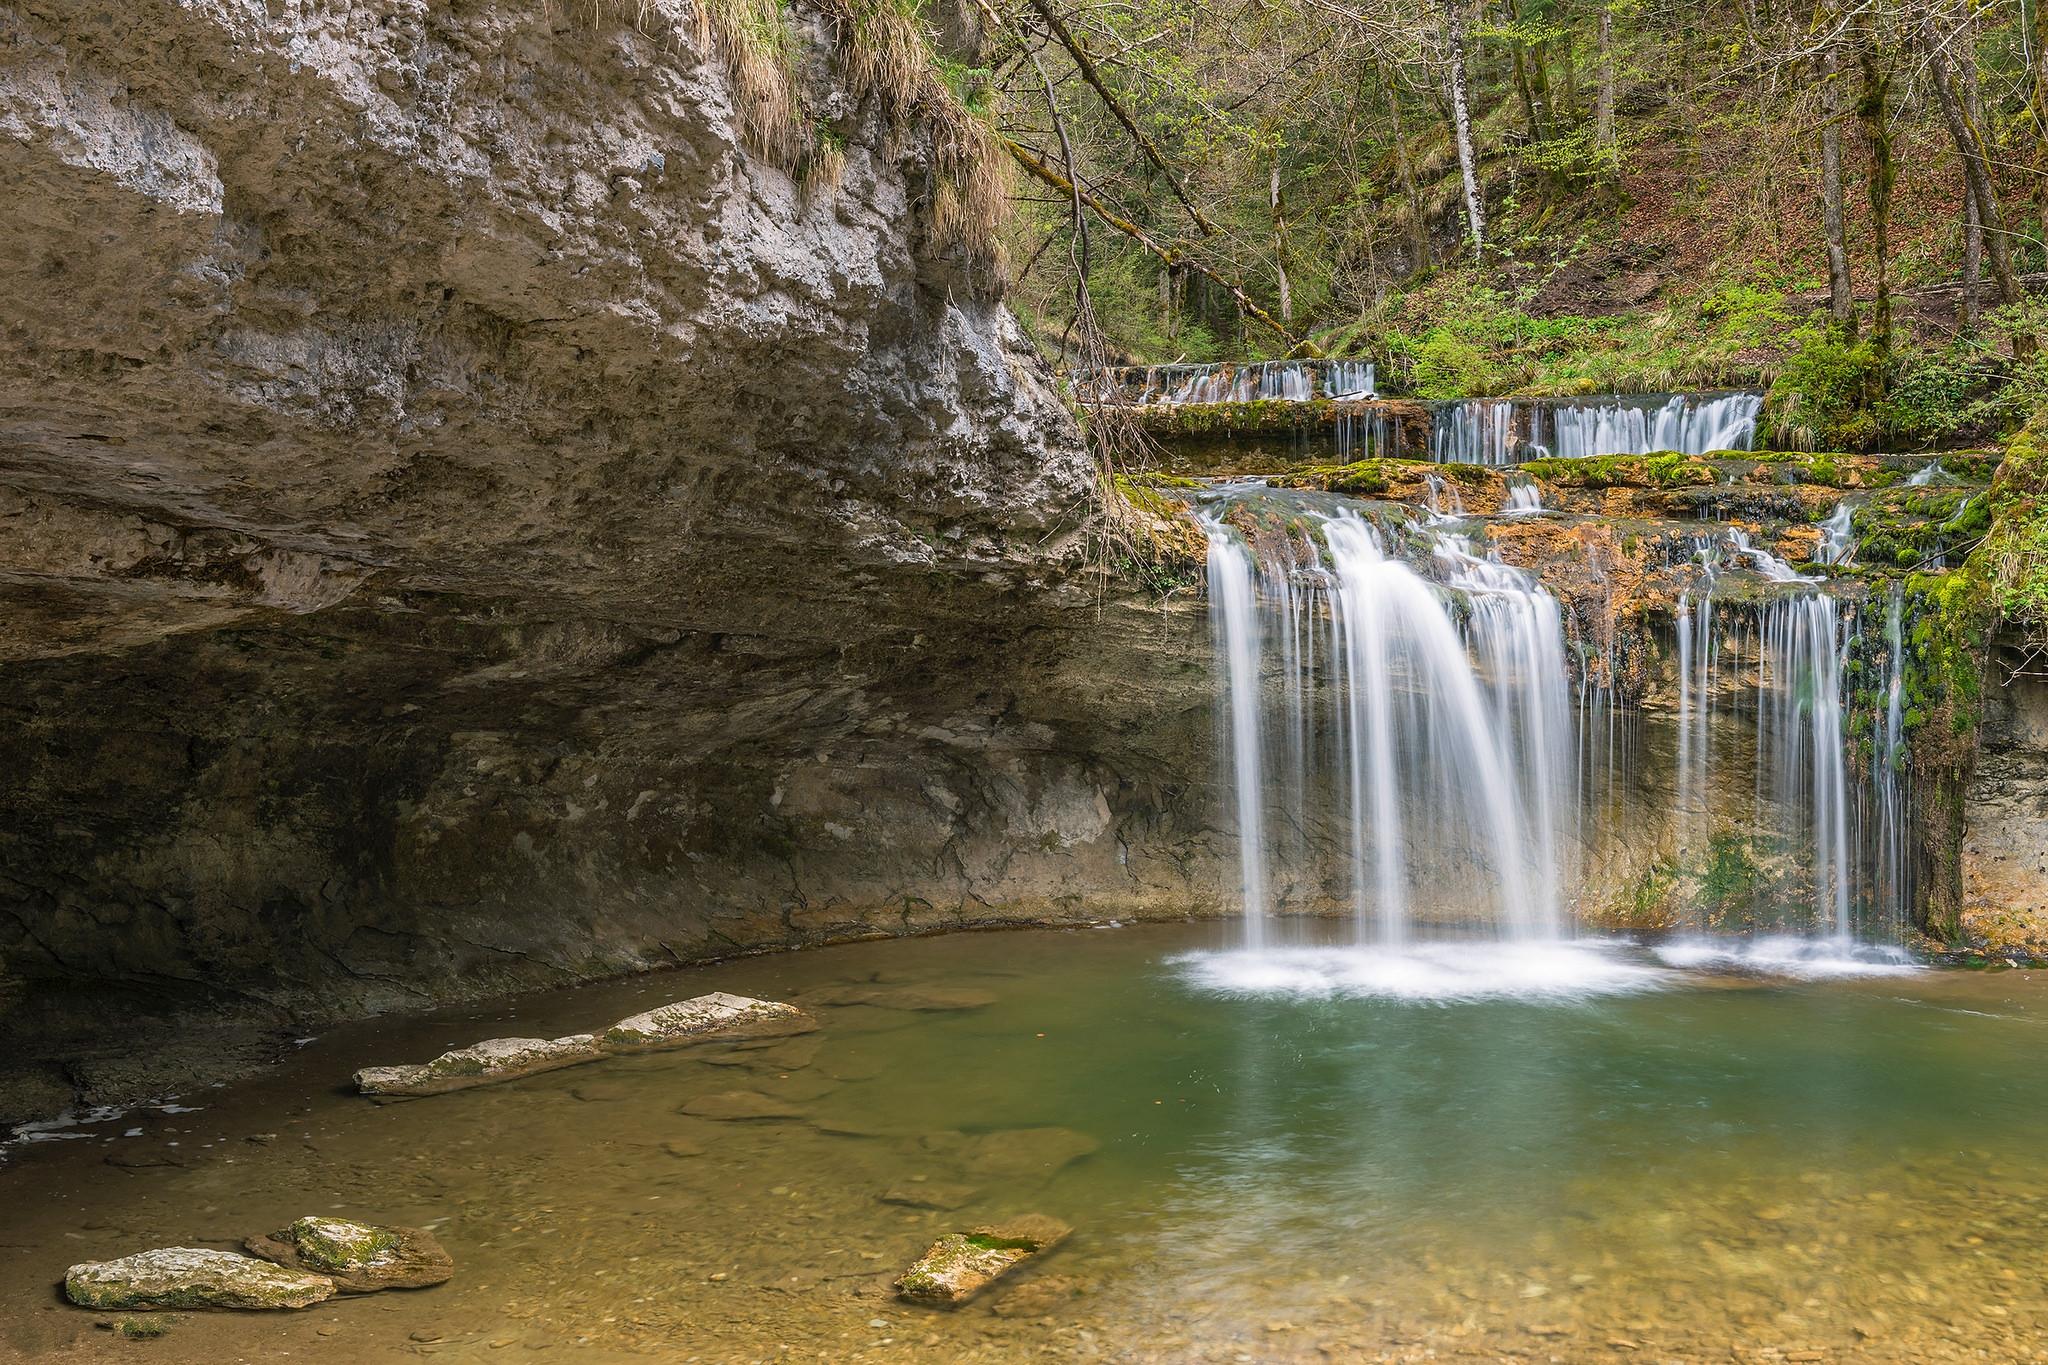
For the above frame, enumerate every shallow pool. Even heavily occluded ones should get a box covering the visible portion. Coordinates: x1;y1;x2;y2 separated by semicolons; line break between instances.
5;923;2047;1362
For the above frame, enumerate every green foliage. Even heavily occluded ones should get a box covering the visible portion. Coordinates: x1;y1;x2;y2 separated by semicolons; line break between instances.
1765;322;1884;451
1981;413;2048;635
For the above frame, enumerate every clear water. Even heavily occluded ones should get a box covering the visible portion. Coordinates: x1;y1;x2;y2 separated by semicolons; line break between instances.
6;924;2047;1363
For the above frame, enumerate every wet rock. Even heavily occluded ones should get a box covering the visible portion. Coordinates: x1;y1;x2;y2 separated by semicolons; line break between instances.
661;1138;706;1159
243;1216;453;1293
881;1181;982;1211
65;1247;335;1310
355;1035;601;1097
678;1090;805;1121
602;993;810;1050
355;995;809;1096
962;1127;1100;1178
895;1215;1071;1306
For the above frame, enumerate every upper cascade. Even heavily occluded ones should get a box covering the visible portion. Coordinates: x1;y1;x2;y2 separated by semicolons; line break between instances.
1079;359;1376;406
1082;362;1764;463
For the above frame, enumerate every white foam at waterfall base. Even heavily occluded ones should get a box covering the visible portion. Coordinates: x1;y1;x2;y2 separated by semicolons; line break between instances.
1173;941;1673;1004
1652;935;1921;978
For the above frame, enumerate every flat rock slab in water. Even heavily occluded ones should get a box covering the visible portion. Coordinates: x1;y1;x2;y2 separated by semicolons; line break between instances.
895;1215;1070;1306
679;1089;805;1121
243;1216;453;1293
802;984;997;1012
66;1248;335;1311
959;1127;1100;1178
880;1181;982;1211
354;993;809;1096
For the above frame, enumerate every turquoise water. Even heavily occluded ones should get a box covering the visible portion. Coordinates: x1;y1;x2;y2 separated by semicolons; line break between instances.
6;923;2047;1362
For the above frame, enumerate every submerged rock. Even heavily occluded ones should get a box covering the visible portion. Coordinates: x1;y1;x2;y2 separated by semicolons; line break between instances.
881;1181;982;1211
803;984;997;1012
244;1216;453;1293
354;994;810;1097
678;1090;805;1121
895;1215;1071;1306
65;1248;335;1311
961;1127;1100;1178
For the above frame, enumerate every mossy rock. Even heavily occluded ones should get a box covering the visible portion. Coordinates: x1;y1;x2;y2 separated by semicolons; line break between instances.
66;1248;335;1311
244;1217;452;1293
895;1214;1071;1306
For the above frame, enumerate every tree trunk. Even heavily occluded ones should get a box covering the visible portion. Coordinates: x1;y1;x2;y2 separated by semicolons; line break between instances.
1963;194;1984;331
1386;63;1432;274
1270;155;1293;326
1858;38;1894;365
1446;1;1486;256
1596;6;1615;146
1923;23;2020;307
1959;9;1987;331
1820;38;1855;332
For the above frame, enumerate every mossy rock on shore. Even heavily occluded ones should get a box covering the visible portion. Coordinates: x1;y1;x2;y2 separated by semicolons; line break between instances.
895;1214;1071;1306
65;1248;335;1311
244;1216;453;1293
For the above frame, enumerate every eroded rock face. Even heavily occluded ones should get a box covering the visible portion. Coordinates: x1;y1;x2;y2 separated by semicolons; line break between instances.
0;2;1229;1122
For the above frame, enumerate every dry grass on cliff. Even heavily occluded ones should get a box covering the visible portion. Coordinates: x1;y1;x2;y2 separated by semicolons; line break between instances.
819;0;1007;273
569;0;1004;274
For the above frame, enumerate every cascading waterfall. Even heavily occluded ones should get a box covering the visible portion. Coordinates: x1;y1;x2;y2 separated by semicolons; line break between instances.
1198;501;1575;949
1427;392;1763;465
1817;503;1856;566
1548;393;1762;457
1756;593;1853;936
1203;512;1273;948
1673;578;1717;862
1193;476;1922;987
1079;359;1376;406
1874;583;1912;925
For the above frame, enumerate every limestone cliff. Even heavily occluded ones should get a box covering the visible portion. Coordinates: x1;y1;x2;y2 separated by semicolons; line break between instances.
0;1;1223;1121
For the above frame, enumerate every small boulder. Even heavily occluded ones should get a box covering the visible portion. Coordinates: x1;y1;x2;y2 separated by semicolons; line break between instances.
678;1089;804;1121
354;1035;601;1097
65;1248;334;1311
243;1216;453;1293
895;1215;1070;1306
602;993;810;1051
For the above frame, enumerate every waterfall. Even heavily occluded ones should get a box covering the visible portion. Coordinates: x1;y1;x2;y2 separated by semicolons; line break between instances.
1817;503;1855;566
1326;361;1376;398
1502;480;1544;515
1429;399;1518;465
1427;393;1762;464
1080;359;1378;407
1203;514;1272;948
1198;502;1575;947
1674;583;1716;862
1757;594;1853;935
1548;393;1762;457
1874;583;1911;927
